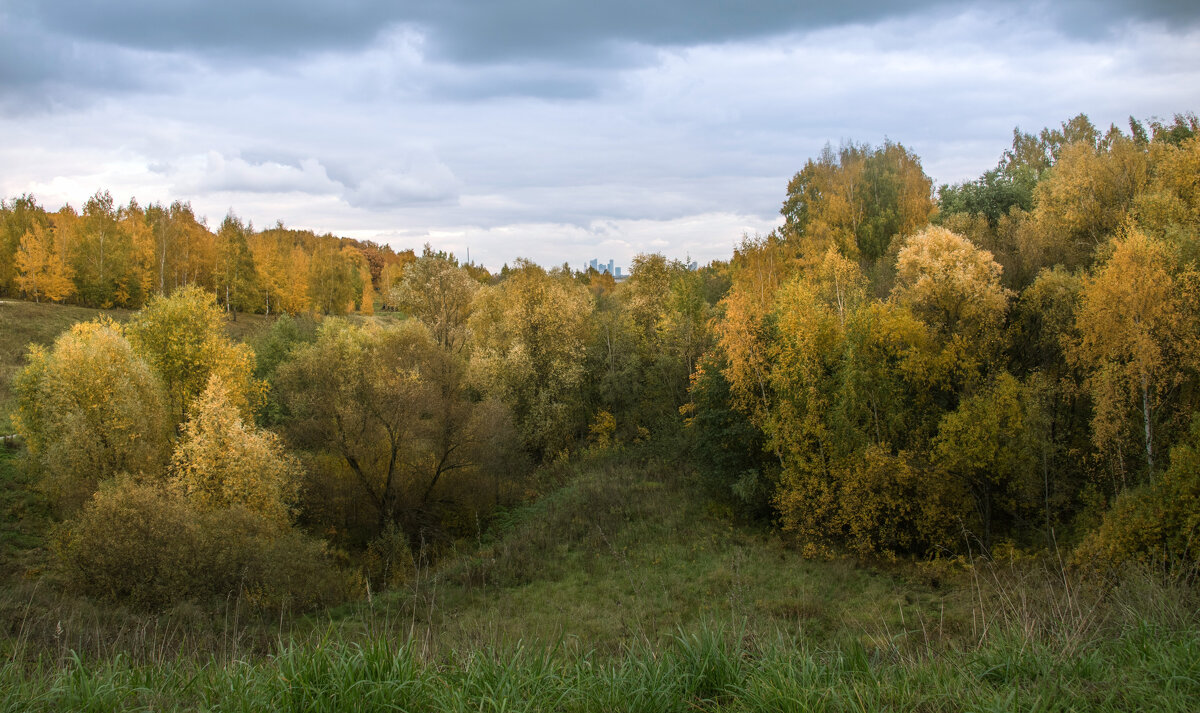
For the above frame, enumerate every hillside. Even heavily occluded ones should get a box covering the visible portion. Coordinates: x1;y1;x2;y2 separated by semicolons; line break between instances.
3;449;1198;710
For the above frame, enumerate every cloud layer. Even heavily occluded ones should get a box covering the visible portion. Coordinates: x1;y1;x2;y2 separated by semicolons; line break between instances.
2;1;1198;270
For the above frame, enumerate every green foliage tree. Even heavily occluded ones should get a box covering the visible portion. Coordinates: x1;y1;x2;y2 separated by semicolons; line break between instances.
69;191;143;308
390;246;479;353
277;320;516;541
215;213;260;319
1075;415;1200;573
683;349;775;518
470;260;593;458
933;372;1045;547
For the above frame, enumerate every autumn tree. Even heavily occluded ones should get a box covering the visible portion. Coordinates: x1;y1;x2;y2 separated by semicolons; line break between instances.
0;195;51;298
126;285;263;425
1022;132;1149;273
251;228;313;314
391;247;479;353
933;372;1046;547
277;320;516;541
1134;135;1200;249
307;243;362;315
715;233;798;428
890;226;1012;396
70;191;143;307
214;213;259;319
15;221;75;303
470;260;593;458
781;141;933;288
11;319;169;511
170;375;301;527
1069;229;1200;480
592;253;714;431
143;201;215;294
1074;414;1200;573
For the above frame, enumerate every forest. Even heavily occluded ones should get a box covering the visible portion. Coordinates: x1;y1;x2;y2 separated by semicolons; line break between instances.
1;111;1199;709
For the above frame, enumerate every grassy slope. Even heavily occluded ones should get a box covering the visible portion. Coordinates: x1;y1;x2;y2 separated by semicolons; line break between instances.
330;454;955;654
2;451;1197;711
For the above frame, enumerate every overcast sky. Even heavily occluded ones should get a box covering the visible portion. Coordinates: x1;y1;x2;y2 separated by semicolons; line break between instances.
2;1;1198;271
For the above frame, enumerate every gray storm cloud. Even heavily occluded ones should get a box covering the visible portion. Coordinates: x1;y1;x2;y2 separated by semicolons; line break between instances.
6;1;1198;95
1;0;1197;270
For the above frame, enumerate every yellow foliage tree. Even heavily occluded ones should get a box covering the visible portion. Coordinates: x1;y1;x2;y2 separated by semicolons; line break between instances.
11;318;169;511
715;234;798;423
891;226;1012;389
1069;229;1200;478
126;285;264;425
1023;135;1149;273
15;222;75;303
170;375;301;527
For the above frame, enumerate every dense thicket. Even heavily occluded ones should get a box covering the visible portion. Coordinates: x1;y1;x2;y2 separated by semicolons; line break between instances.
694;112;1200;563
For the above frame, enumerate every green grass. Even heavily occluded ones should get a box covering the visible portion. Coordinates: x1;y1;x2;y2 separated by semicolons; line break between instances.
335;453;958;655
1;618;1197;712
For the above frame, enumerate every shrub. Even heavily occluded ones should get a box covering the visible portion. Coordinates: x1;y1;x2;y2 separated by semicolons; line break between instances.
363;523;415;593
52;477;354;611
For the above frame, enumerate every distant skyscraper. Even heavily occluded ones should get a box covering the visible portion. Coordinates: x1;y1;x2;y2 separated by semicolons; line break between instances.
585;257;624;277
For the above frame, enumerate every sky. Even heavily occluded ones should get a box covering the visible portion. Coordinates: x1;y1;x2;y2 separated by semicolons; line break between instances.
2;1;1199;272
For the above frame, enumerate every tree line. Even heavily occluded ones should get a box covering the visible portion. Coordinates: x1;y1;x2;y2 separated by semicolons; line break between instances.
0;194;453;316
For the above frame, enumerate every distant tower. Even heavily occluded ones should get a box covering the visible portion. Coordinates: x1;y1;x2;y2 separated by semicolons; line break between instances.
607;259;614;275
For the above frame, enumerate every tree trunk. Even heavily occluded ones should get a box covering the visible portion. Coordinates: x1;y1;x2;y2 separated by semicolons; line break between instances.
1142;372;1154;474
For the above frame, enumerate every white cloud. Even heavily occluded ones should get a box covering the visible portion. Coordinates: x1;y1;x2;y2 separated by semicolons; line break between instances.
175;152;341;195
